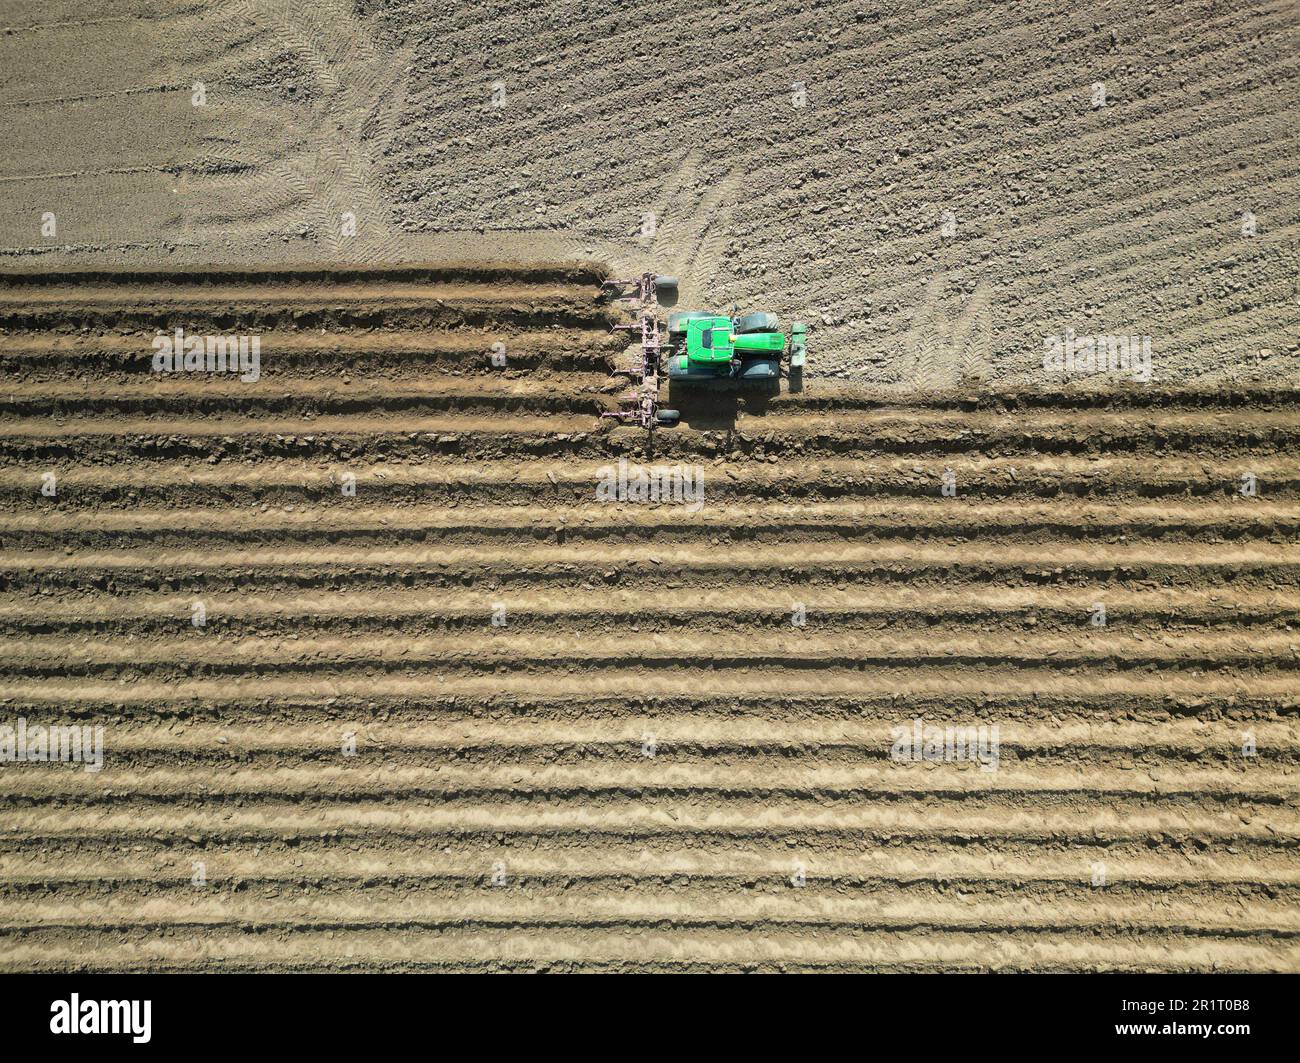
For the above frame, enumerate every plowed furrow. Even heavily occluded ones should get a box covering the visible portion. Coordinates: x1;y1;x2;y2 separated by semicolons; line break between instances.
2;629;1296;679
4;928;1294;973
4;798;1295;847
3;500;1297;549
3;457;1294;504
0;331;620;374
20;717;1291;757
0;265;615;334
4;761;1296;802
3;891;1296;936
7;844;1295;890
4;540;1295;600
0;264;608;290
0;584;1293;636
3;668;1296;709
0;301;612;334
5;412;1299;460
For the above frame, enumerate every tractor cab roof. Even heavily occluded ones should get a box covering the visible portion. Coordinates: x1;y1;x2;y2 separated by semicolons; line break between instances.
684;315;734;364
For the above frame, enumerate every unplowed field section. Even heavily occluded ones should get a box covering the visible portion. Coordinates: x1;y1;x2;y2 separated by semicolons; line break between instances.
0;265;1296;972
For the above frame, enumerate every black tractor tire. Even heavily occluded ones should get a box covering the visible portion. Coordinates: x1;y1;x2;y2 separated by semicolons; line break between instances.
654;275;678;292
734;311;779;334
738;357;781;384
654;408;680;427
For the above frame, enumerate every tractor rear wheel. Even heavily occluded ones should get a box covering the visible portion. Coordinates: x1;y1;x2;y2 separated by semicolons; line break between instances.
654;275;678;293
734;311;778;334
655;408;680;426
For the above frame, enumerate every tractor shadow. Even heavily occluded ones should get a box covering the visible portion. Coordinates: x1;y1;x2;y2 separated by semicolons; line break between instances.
665;383;779;432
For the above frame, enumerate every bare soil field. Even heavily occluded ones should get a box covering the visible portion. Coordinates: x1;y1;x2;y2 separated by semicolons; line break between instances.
0;1;1298;973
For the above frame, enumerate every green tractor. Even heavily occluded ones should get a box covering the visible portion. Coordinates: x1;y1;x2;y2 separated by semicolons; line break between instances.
665;310;806;388
600;272;808;428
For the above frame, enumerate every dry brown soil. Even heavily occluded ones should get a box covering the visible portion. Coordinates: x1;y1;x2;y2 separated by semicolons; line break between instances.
0;1;1297;972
